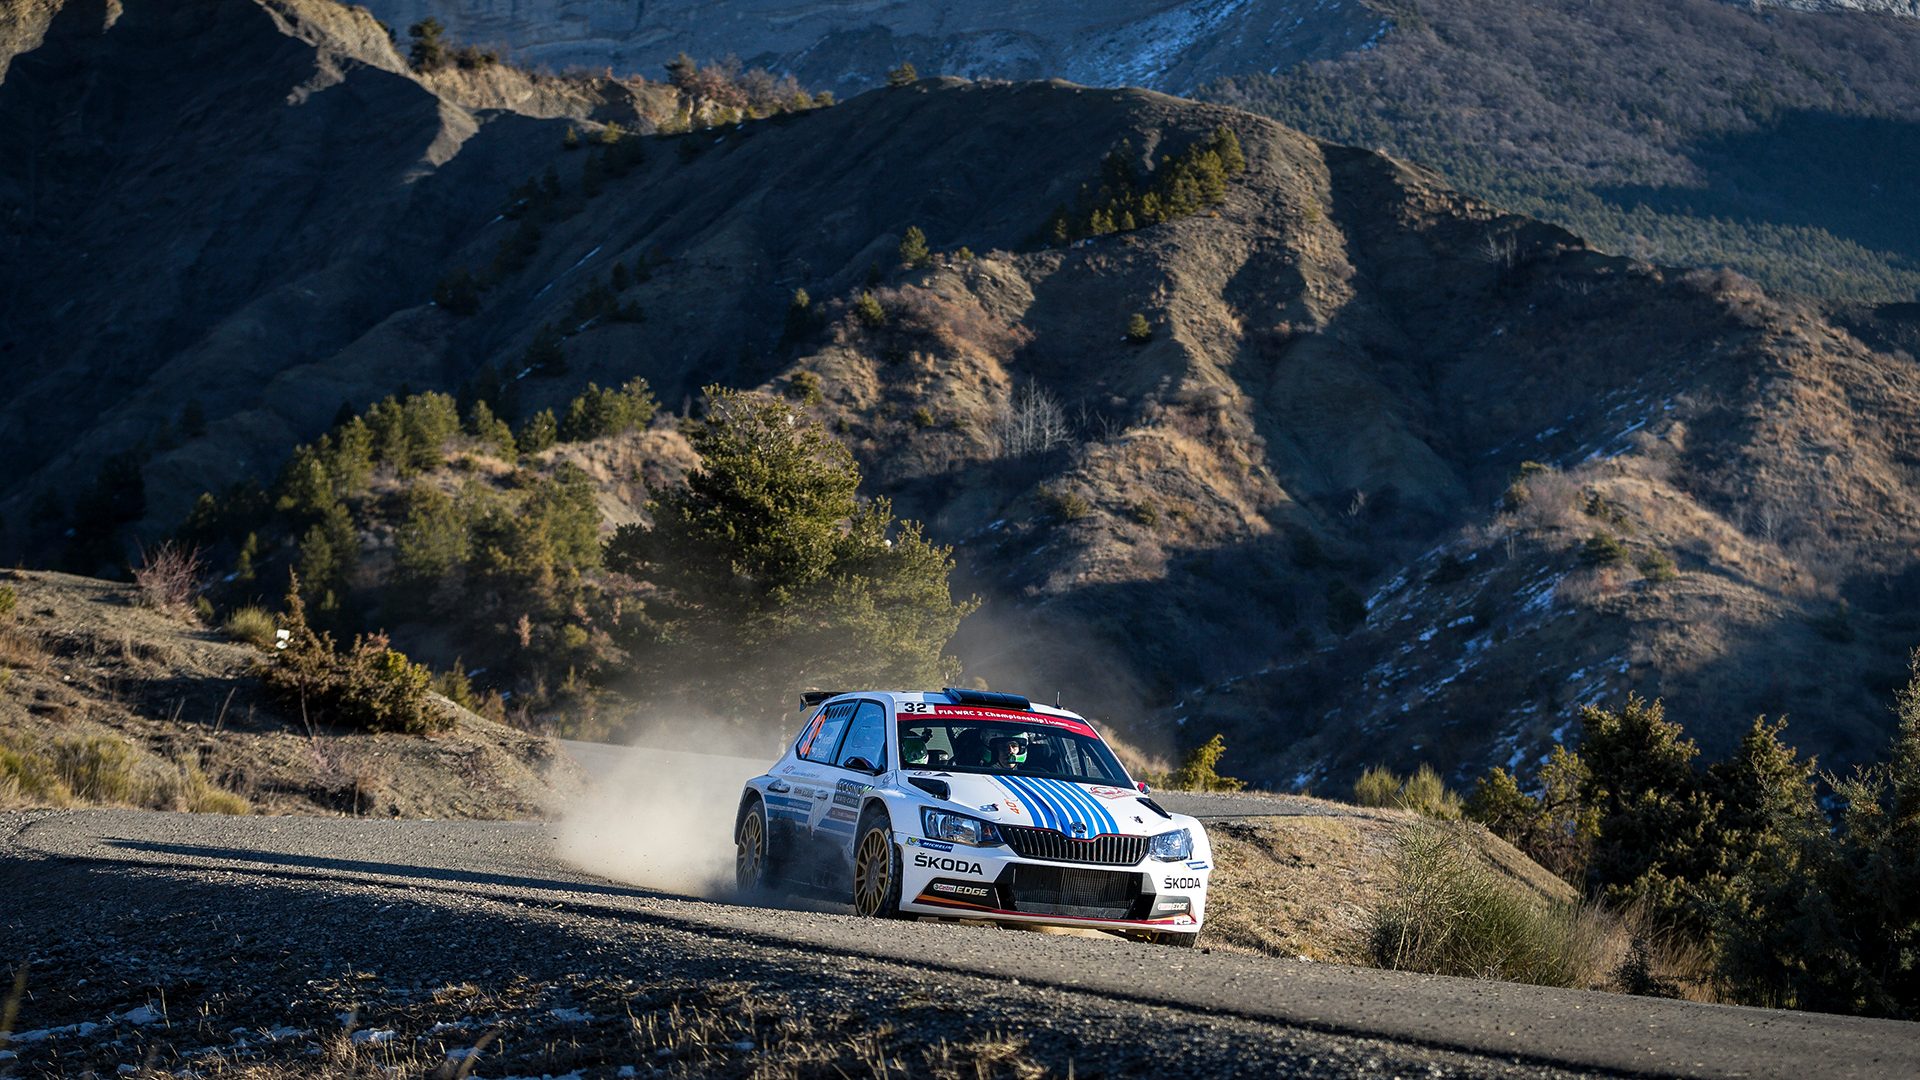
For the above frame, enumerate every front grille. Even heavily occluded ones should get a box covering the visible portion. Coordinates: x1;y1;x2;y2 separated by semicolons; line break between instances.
1002;825;1148;866
1005;865;1142;919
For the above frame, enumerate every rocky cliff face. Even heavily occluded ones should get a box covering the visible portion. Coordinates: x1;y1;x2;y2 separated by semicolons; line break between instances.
352;0;1386;93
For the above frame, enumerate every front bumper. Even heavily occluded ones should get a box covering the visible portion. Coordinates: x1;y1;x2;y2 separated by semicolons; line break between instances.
897;833;1209;932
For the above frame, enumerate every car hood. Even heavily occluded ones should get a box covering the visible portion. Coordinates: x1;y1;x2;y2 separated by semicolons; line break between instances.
901;770;1172;838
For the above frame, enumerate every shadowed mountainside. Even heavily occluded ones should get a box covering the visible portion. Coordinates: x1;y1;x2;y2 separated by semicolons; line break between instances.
4;0;1920;791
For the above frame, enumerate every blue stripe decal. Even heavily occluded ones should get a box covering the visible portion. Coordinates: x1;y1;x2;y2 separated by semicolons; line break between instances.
764;795;811;810
999;776;1057;832
816;817;856;833
1039;777;1112;835
1067;780;1120;835
1017;775;1076;833
767;809;809;822
1043;778;1117;835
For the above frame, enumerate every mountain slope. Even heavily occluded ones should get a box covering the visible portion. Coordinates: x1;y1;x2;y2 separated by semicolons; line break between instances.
354;0;1920;300
354;0;1387;95
4;0;1920;791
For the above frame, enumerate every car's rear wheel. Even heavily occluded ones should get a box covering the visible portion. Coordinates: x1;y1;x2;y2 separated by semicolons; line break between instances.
736;798;773;893
851;809;905;918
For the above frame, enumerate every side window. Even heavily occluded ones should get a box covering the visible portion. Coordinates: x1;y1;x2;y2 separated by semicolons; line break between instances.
800;704;854;764
836;701;888;772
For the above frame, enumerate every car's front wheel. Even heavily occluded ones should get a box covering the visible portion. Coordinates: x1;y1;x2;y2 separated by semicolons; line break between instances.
851;808;905;918
736;797;774;894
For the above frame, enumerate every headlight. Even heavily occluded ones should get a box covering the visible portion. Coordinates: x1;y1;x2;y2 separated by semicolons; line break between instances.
921;808;1005;847
1149;828;1193;861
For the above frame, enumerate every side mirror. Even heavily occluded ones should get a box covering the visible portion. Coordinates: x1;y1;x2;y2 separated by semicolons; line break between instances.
845;756;879;774
1137;781;1152;794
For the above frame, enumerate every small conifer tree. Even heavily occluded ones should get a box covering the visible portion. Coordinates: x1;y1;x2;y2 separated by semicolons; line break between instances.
899;226;932;268
1126;313;1152;343
886;62;919;87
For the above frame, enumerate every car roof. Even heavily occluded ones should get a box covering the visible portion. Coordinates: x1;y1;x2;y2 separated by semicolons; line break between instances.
817;690;1092;724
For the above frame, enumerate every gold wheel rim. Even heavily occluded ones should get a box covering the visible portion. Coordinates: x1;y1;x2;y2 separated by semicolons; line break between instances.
853;828;890;916
736;810;763;886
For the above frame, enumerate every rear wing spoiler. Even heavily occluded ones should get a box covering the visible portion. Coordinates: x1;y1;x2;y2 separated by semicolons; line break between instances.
799;690;847;707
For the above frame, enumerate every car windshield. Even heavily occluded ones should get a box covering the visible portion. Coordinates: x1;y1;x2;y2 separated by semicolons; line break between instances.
896;715;1129;785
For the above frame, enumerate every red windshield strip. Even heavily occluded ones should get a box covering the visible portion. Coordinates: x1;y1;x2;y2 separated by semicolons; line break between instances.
922;705;1097;737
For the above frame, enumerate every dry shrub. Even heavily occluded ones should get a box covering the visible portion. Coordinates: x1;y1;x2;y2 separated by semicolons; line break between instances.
1354;764;1463;817
0;736;74;807
52;734;143;803
132;542;206;611
1370;821;1610;988
875;285;1032;360
222;605;279;649
155;753;251;815
1559;563;1633;605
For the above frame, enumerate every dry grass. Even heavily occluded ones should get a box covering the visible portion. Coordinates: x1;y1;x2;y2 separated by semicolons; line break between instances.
0;732;250;813
1368;821;1613;989
222;606;279;650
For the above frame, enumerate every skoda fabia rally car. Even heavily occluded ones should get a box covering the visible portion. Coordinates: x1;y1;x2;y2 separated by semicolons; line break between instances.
735;688;1212;946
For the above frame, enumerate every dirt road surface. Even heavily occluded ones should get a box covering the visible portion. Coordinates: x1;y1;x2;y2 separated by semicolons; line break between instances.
5;804;1915;1078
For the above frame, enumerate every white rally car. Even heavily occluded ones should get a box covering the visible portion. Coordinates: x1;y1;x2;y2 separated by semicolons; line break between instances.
734;688;1212;946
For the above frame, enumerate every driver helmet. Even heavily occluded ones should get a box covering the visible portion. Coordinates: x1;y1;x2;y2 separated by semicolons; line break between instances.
990;736;1028;765
901;732;930;765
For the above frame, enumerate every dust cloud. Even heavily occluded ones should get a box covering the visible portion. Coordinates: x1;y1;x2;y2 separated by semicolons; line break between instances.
554;722;789;898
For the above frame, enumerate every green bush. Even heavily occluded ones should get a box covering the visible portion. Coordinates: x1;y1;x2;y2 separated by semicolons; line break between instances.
222;605;278;649
0;584;15;622
1580;532;1630;566
1639;548;1678;582
910;406;936;429
559;378;657;442
1037;485;1091;521
787;370;823;406
258;572;446;735
1167;734;1245;792
886;62;918;87
899;226;932;268
854;291;887;328
1126;312;1153;343
1370;822;1602;987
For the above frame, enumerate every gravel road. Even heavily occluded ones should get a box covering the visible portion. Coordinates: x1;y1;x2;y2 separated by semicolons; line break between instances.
5;808;1915;1079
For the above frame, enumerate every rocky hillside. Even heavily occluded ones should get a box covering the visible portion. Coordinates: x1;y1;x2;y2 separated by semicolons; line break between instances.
0;570;581;816
353;0;1387;95
5;0;1920;792
355;0;1920;300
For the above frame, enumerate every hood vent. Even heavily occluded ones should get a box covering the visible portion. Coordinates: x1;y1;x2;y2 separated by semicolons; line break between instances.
908;777;951;801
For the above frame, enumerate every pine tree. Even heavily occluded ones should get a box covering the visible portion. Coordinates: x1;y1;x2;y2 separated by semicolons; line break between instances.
782;287;814;343
1126;312;1152;343
899;226;932;268
518;409;558;454
407;18;449;72
524;324;568;376
604;387;975;717
854;291;886;328
886;61;919;87
1210;124;1247;174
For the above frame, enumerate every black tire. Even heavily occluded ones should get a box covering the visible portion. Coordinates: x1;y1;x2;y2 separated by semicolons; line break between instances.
851;807;906;918
735;797;774;894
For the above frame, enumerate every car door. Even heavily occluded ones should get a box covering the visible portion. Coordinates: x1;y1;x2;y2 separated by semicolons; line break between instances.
814;699;889;855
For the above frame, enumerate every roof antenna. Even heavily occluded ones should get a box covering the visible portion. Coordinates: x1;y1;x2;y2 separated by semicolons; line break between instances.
1055;691;1061;709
